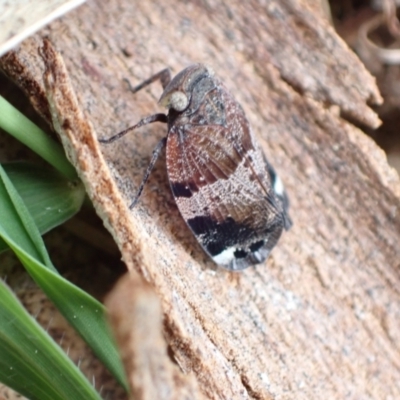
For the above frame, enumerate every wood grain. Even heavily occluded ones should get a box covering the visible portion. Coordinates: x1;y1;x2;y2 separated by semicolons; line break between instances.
1;0;399;399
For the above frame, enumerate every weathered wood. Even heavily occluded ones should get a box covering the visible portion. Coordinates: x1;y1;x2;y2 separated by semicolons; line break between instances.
0;0;85;58
106;273;205;400
1;0;400;399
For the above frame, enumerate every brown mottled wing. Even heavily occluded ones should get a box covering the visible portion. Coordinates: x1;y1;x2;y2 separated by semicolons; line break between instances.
166;82;290;271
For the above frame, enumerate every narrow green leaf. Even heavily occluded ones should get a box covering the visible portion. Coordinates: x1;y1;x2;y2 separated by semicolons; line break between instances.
0;280;102;400
0;164;54;270
0;162;85;253
0;165;128;390
0;95;76;180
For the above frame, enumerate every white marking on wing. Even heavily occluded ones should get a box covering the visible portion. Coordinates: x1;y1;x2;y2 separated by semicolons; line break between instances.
273;175;284;196
213;247;237;265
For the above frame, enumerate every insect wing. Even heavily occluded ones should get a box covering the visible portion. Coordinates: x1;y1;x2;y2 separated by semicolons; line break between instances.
166;83;286;271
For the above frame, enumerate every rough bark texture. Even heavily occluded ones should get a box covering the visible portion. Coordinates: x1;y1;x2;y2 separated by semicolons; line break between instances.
106;274;205;400
1;1;400;399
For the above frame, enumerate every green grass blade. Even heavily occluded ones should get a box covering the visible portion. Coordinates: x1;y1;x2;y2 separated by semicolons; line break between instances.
1;234;128;392
0;165;128;390
0;162;85;253
0;280;102;400
0;164;55;270
0;95;76;180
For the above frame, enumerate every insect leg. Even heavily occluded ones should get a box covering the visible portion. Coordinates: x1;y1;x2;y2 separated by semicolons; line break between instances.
129;137;167;209
99;113;168;143
124;68;172;94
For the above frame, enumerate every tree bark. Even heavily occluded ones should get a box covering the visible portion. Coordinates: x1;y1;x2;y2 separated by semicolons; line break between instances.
1;1;400;399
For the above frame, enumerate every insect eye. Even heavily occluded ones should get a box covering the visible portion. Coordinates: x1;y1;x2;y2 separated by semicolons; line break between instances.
169;91;189;112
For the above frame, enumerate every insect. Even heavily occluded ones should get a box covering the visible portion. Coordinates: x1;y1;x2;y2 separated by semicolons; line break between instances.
100;64;291;271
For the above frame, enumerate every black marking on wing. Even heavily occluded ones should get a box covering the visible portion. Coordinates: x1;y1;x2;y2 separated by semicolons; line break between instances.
187;214;284;270
170;181;193;198
187;215;252;256
249;240;265;253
